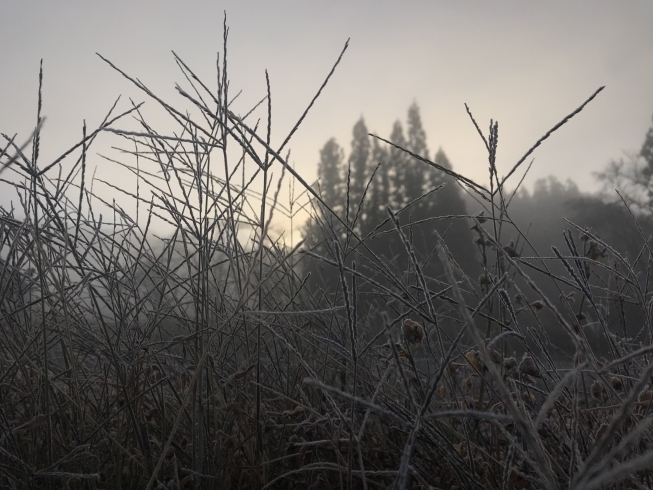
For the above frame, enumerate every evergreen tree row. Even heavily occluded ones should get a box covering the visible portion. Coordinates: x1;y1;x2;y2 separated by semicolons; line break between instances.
304;103;477;291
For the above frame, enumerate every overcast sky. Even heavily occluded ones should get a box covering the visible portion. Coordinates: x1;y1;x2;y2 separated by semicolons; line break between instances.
2;1;653;226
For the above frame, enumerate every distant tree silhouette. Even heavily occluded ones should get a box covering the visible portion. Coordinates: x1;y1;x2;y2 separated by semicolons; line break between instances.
316;138;344;213
641;113;653;175
303;138;346;293
349;118;371;231
594;107;653;212
426;149;477;274
388;120;409;209
304;103;478;294
404;103;428;202
364;138;389;235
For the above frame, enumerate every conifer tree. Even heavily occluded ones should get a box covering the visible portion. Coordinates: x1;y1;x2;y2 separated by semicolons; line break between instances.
639;113;653;207
365;138;390;234
305;106;479;294
304;138;346;291
316;138;345;213
304;138;345;256
641;115;653;173
389;120;409;208
405;103;429;202
349;118;371;229
429;148;476;273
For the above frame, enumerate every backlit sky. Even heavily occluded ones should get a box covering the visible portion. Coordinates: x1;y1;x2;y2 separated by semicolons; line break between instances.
2;1;653;226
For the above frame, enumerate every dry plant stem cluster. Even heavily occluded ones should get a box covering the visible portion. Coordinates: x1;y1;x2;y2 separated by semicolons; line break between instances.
2;18;653;490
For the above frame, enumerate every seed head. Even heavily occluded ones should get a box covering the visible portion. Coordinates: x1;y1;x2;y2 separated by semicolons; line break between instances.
590;380;606;401
503;240;519;258
462;376;473;392
503;357;517;371
396;344;410;358
465;350;479;369
448;362;464;376
638;389;653;404
383;342;411;359
586;240;607;261
465;350;487;372
560;291;576;304
530;300;545;312
519;354;541;378
608;376;623;391
402;319;425;345
595;423;608;441
483;340;503;364
588;247;607;261
488;347;503;365
503;357;518;378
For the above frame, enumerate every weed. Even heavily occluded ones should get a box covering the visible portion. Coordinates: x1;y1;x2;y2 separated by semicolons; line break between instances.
1;18;651;490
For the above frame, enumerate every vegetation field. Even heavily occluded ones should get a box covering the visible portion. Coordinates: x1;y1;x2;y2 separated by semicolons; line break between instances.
3;21;653;490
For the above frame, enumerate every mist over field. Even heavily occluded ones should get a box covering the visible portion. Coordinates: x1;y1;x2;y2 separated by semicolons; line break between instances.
3;3;653;489
2;1;653;223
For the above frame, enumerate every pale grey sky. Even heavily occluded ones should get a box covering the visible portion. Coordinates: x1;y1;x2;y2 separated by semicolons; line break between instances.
2;1;653;225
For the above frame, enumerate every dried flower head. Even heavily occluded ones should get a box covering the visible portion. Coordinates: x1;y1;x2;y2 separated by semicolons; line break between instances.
595;423;609;441
589;247;607;261
402;319;425;345
530;300;545;312
503;357;518;371
448;362;464;376
503;240;520;258
608;376;623;391
383;342;411;359
396;344;411;358
488;347;503;365
519;354;541;378
438;384;447;398
283;405;304;419
465;350;486;372
483;340;503;364
503;357;518;378
462;376;473;392
465;350;479;369
454;441;468;457
638;389;653;404
560;291;576;304
478;274;491;286
590;380;606;401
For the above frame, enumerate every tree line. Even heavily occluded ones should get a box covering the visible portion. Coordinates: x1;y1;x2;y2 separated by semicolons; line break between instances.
302;102;653;350
303;104;476;294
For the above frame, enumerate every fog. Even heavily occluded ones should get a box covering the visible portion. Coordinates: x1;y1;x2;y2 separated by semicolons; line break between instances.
2;1;653;234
